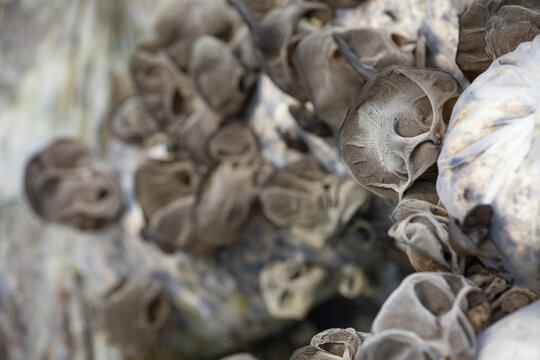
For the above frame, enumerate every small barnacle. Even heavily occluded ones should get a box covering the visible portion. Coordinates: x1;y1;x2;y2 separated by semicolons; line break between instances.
149;0;241;71
229;0;332;101
24;139;123;230
189;36;257;117
134;158;199;221
191;123;270;248
455;0;498;81
206;122;260;164
484;0;540;60
101;277;170;353
291;327;366;360
144;195;219;255
259;259;330;320
170;103;224;164
129;49;201;129
260;157;369;248
389;199;463;273
489;285;539;322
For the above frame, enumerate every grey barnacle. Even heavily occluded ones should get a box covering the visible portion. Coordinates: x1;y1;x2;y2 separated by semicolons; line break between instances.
101;277;170;353
366;273;490;360
339;65;461;206
24;139;123;230
206;122;260;164
129;49;202;129
134;158;199;221
485;0;540;60
229;0;332;101
291;327;366;360
189;35;257;117
147;0;241;71
193;123;272;247
455;0;498;81
389;198;463;273
259;259;330;320
170;103;224;164
259;157;369;248
294;28;424;133
144;195;219;255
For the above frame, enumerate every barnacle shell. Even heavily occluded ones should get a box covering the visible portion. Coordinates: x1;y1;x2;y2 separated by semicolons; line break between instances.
484;0;540;60
455;0;498;81
24;139;123;230
339;66;460;205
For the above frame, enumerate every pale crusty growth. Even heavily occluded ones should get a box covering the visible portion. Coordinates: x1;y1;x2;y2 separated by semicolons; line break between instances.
259;260;329;320
130;50;201;129
193;159;273;247
339;66;461;206
189;36;256;117
294;29;422;132
101;278;170;353
437;36;540;291
357;329;441;360
260;157;369;248
485;0;540;60
146;196;218;255
291;327;366;360
134;159;199;221
389;199;463;273
370;273;490;360
24;139;123;230
206;122;260;164
456;0;498;81
150;0;241;70
230;0;332;101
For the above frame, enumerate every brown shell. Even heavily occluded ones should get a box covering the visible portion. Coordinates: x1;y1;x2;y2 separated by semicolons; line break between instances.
129;50;201;129
455;0;498;81
189;36;256;117
294;28;422;132
485;0;540;60
339;66;460;205
134;158;199;221
231;0;333;101
24;139;123;230
151;0;241;70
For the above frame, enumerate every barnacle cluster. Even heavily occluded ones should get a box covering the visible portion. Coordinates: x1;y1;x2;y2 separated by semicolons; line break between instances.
17;0;540;359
